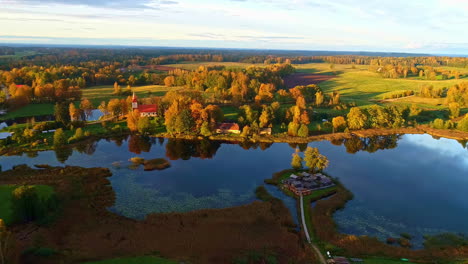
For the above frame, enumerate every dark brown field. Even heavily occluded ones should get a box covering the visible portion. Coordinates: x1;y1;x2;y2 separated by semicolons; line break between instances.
283;73;335;88
1;166;313;264
153;65;178;72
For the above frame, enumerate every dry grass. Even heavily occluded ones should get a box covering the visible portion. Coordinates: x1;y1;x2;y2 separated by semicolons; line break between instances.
0;165;312;264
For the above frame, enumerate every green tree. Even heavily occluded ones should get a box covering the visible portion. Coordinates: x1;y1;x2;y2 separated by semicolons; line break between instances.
54;102;70;125
174;109;193;134
347;107;367;130
53;128;67;147
137;116;151;134
200;121;212;137
291;150;303;170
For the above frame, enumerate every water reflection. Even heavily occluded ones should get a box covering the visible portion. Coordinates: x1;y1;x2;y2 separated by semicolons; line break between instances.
47;135;406;165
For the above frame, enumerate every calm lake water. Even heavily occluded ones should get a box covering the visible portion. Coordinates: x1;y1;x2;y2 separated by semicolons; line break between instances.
0;134;467;246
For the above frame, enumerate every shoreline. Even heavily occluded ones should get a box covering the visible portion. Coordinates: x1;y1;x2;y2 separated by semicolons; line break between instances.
1;126;467;157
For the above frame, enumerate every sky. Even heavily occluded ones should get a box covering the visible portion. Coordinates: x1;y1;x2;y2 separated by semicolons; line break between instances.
0;0;467;55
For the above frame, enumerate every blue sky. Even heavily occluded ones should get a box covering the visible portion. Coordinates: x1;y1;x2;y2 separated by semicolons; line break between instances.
0;0;467;54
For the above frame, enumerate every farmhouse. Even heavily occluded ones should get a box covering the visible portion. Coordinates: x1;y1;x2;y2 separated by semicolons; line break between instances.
132;93;158;117
259;127;272;135
283;172;335;196
216;123;241;134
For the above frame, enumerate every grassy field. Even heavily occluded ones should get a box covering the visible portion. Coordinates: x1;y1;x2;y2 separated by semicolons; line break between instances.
81;256;177;264
1;84;179;120
0;185;55;225
165;61;260;71
362;257;416;264
82;84;182;106
293;63;468;110
0;51;38;60
1;103;55;120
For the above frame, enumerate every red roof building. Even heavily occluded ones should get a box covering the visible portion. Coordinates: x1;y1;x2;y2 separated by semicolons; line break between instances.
132;92;158;117
216;123;241;134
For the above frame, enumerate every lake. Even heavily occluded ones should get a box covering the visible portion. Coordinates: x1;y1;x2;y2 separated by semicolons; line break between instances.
0;134;467;247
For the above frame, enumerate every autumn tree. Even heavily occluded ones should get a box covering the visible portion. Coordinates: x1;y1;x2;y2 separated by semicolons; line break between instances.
127;110;140;132
259;106;273;128
304;146;329;173
458;115;468;131
297;124;309;137
409;104;422;117
107;98;122;117
164;76;175;87
449;102;460;119
315;91;324;106
80;98;94;120
291;150;303;170
137;116;151;134
53;128;67;147
69;103;80;121
332;116;347;133
347;107;367;130
296;96;306;110
287;121;300;136
113;81;121;95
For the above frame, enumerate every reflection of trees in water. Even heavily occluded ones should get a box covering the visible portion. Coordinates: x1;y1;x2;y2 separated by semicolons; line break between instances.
165;139;221;160
458;140;467;149
128;135;154;154
238;141;273;151
26;151;38;158
287;143;308;151
74;141;97;155
342;135;401;154
54;147;73;163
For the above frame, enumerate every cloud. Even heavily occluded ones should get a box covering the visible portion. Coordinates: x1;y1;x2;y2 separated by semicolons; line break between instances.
5;0;177;9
